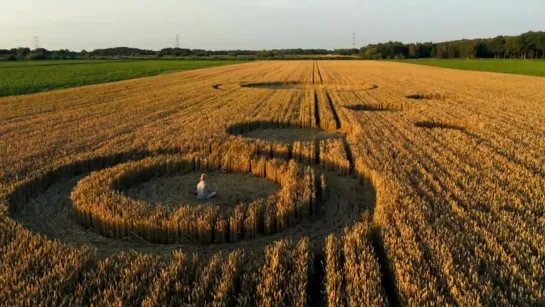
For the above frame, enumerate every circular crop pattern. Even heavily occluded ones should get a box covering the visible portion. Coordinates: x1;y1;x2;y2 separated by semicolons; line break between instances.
415;119;484;131
7;109;377;259
345;102;417;112
406;93;446;100
71;154;317;245
241;81;378;91
8;140;374;256
211;83;240;91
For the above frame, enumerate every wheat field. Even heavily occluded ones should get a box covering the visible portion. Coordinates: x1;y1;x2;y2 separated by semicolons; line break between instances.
1;61;544;306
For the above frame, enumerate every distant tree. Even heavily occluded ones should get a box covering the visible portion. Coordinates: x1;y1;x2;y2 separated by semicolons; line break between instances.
359;47;380;59
0;49;12;56
27;52;46;60
430;46;437;58
256;50;273;59
509;36;524;58
489;36;506;58
192;49;210;56
418;43;434;58
16;47;31;60
357;31;544;60
51;51;62;59
537;34;545;58
447;44;460;58
334;48;359;55
408;45;417;58
472;42;489;58
521;32;538;59
435;45;449;59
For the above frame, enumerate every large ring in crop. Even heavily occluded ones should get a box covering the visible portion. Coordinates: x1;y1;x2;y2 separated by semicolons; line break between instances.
70;154;318;244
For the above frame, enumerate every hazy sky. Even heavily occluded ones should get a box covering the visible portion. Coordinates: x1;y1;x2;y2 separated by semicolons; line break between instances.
1;0;543;50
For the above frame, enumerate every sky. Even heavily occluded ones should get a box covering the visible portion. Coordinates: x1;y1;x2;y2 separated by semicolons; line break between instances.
1;0;544;51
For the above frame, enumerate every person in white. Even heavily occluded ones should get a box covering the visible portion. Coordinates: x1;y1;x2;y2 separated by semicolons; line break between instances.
197;173;217;200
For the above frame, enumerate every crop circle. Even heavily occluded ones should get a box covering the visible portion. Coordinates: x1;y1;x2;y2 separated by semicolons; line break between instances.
7;142;375;257
406;93;446;100
240;81;378;91
71;154;318;244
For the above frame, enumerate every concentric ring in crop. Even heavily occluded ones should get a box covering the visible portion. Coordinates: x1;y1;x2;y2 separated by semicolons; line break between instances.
70;154;318;245
9;152;375;256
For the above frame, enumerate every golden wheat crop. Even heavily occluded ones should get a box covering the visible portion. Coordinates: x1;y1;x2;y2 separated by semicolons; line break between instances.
1;60;544;306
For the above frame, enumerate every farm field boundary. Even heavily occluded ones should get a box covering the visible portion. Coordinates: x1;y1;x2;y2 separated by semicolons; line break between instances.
0;59;247;97
398;58;545;77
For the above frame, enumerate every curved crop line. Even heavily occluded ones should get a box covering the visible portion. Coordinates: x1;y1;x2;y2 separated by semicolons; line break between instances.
71;155;317;245
239;81;378;91
415;120;484;131
345;103;411;112
406;93;446;100
3;149;180;215
226;120;352;175
1;146;208;214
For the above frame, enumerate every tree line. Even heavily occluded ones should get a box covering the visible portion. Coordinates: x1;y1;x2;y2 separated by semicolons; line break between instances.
0;46;359;61
359;31;545;60
2;31;544;61
0;48;78;60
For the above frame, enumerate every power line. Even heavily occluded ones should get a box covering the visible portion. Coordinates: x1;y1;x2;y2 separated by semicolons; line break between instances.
353;32;356;49
33;36;39;49
175;34;180;48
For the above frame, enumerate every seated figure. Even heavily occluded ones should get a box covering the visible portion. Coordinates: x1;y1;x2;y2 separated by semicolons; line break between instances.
197;173;217;200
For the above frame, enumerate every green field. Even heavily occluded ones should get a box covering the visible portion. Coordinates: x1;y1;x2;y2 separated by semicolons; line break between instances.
399;59;545;77
0;60;244;97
